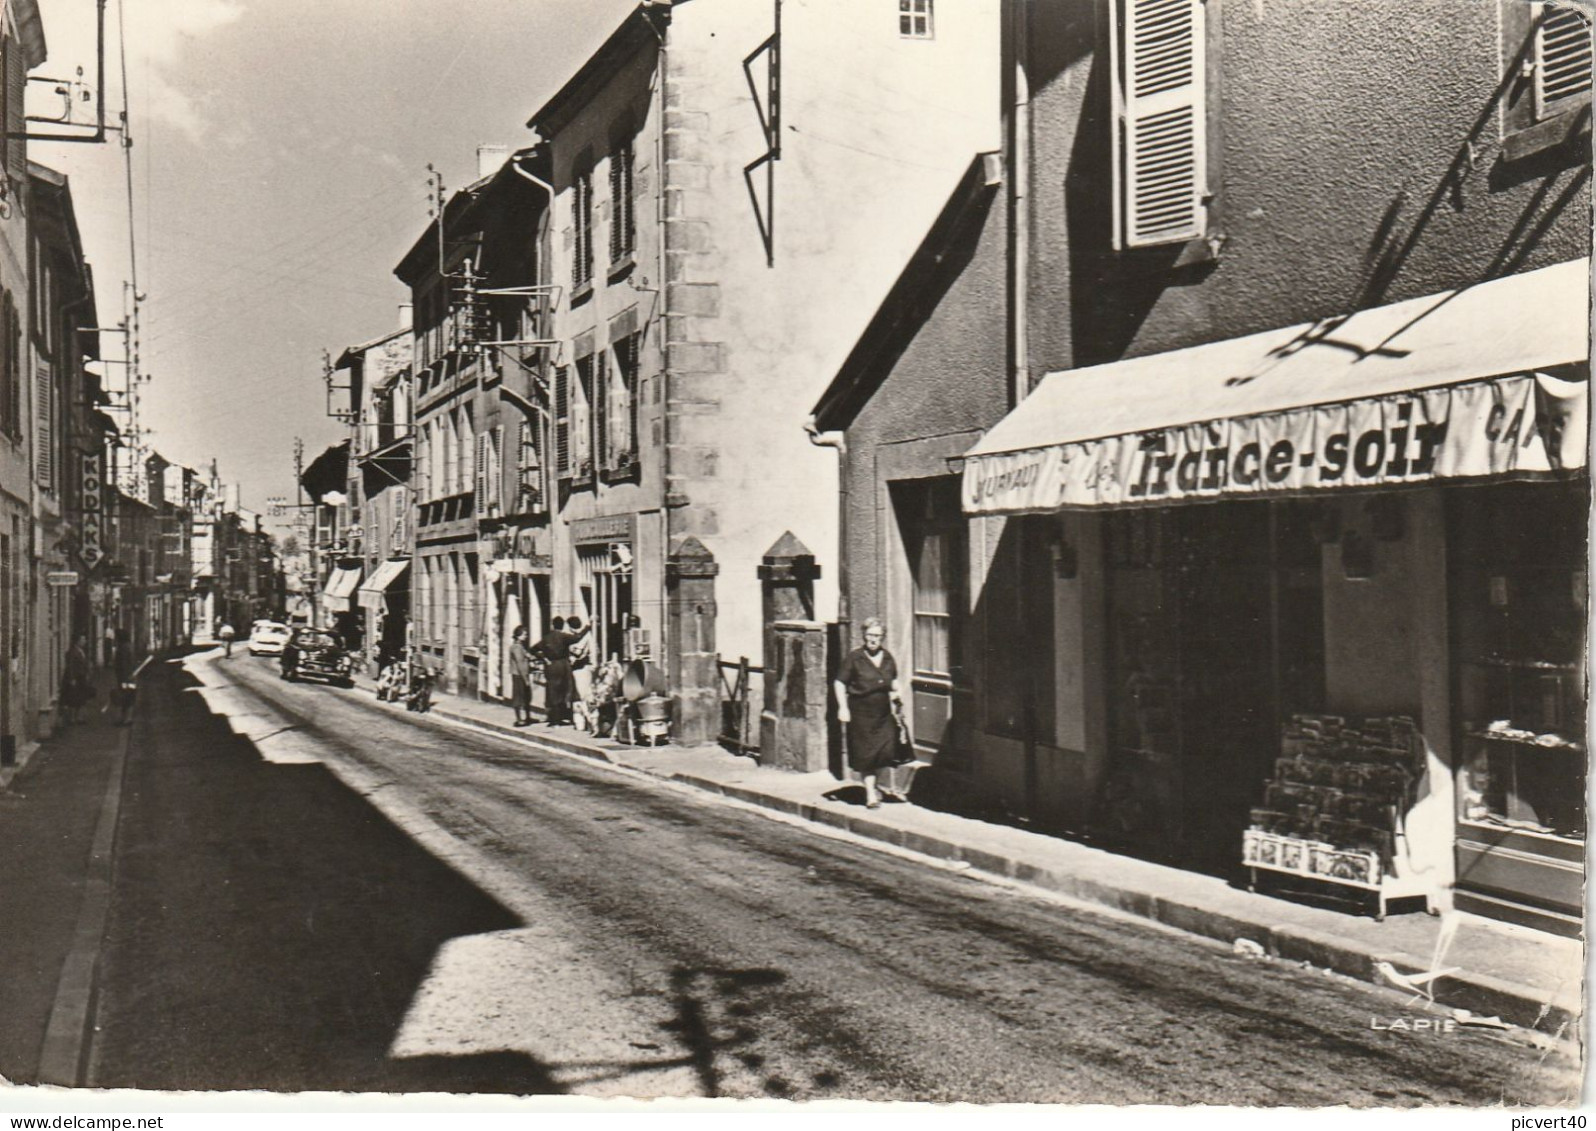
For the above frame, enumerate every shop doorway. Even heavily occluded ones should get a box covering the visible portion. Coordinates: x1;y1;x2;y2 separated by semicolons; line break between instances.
892;478;968;760
578;543;633;663
1101;500;1314;874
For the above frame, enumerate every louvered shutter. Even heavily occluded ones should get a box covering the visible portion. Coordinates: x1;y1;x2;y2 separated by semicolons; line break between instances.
1535;4;1593;120
5;37;22;180
490;425;503;514
34;358;51;489
592;349;609;470
474;430;487;512
1112;0;1207;249
554;364;570;476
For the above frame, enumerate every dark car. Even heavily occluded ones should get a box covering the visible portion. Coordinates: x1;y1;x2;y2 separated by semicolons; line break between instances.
280;628;354;687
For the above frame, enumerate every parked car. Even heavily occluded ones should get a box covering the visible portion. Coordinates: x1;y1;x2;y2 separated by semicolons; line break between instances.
247;621;292;656
280;628;354;687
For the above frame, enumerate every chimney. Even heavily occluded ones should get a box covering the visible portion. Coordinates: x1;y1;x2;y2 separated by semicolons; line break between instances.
477;144;510;181
398;302;413;332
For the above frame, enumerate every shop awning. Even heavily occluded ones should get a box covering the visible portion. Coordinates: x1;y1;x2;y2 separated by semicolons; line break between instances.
357;559;410;613
321;566;362;614
963;259;1590;514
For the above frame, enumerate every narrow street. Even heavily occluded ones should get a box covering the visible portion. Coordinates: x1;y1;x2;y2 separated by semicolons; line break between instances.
80;652;1578;1105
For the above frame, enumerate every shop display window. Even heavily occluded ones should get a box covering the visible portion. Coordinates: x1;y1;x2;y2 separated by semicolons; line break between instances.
1452;481;1588;843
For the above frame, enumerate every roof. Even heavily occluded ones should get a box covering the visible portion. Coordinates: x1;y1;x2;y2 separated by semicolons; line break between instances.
394;146;552;286
526;4;669;137
811;152;1003;432
335;326;410;371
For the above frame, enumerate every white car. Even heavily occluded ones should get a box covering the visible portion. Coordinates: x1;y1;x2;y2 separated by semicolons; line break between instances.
247;621;292;656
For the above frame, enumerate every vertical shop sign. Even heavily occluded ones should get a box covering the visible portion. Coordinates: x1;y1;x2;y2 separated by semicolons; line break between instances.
80;451;104;570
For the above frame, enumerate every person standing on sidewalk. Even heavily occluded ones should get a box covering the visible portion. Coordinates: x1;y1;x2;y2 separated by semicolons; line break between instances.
834;618;905;810
508;625;534;727
533;616;590;727
61;637;92;724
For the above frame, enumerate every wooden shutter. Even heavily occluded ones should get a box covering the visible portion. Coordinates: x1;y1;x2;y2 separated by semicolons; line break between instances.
34;358;51;490
609;139;634;262
554;364;570;476
1535;4;1593;120
1112;0;1206;249
5;35;22;179
490;425;503;514
474;430;487;512
592;349;609;470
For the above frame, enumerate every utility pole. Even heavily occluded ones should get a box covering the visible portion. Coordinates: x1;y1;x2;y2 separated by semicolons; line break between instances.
268;437;319;628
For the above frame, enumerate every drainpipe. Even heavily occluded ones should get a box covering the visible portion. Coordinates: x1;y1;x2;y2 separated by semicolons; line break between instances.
803;416;847;636
1010;0;1031;407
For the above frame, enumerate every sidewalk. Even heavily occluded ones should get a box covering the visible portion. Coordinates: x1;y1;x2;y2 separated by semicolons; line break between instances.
0;672;129;1085
404;678;1583;1038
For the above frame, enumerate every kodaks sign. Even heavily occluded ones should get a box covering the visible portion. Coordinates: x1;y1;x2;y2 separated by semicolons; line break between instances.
963;373;1587;515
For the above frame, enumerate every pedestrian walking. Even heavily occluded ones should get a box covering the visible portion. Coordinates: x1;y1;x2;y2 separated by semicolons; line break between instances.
113;629;138;726
61;636;92;724
218;621;236;658
508;624;535;727
834;617;906;809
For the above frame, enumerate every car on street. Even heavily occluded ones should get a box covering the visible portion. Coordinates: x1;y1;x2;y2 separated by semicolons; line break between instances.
247;621;292;656
280;628;354;687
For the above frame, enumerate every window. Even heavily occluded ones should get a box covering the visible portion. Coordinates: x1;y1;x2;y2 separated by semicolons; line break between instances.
1503;2;1592;158
573;354;595;478
1110;0;1207;249
1533;4;1592;121
573;162;595;290
517;417;542;511
609;136;635;264
591;348;609;471
899;0;933;38
607;332;641;473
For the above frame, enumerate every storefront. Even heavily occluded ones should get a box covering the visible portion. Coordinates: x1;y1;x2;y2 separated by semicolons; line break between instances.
356;557;410;673
482;526;551;705
962;260;1588;926
570;514;635;665
320;564;364;647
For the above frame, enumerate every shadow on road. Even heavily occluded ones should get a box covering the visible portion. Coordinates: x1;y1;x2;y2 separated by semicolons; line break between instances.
90;659;563;1095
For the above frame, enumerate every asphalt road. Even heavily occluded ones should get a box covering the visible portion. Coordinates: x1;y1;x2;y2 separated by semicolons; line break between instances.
86;651;1580;1105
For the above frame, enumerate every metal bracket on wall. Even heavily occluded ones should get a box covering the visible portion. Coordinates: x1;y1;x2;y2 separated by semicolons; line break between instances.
742;0;781;267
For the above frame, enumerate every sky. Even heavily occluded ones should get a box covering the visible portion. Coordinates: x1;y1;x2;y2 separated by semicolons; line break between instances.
29;0;636;533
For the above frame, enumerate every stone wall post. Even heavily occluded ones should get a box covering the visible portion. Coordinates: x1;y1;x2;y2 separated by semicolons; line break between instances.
758;532;828;772
665;535;720;745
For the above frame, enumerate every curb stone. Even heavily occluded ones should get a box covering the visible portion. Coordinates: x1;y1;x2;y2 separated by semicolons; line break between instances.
400;689;1578;1038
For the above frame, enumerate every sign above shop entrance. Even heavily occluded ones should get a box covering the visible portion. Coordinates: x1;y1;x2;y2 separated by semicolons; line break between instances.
964;373;1588;513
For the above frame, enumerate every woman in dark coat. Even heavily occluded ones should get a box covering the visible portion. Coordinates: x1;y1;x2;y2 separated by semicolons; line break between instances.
533;617;572;725
833;617;905;809
532;617;590;726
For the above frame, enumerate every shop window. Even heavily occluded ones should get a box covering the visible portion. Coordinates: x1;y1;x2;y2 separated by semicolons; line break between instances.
899;0;933;39
1452;482;1587;843
1502;2;1593;161
1109;0;1209;249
